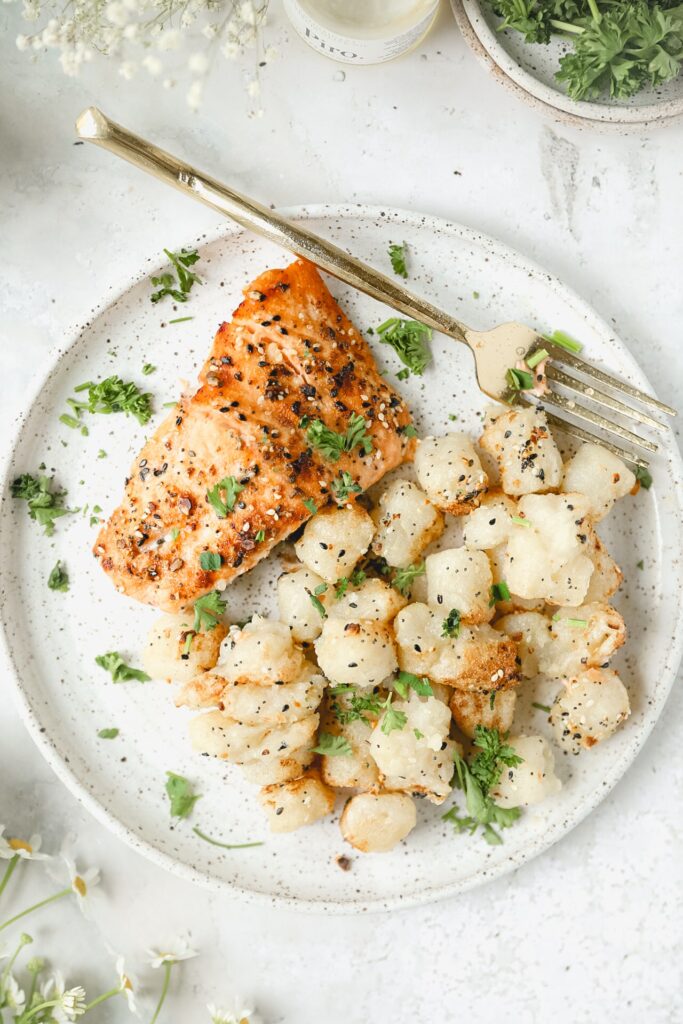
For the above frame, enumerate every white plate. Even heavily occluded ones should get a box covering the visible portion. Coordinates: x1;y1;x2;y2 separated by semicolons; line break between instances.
2;205;682;913
451;0;683;129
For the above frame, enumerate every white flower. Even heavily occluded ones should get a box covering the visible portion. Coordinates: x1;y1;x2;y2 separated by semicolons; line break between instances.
221;40;239;59
207;999;260;1024
60;848;100;915
122;23;139;39
40;974;87;1022
0;827;48;860
147;940;198;969
239;1;257;26
142;54;162;75
186;79;203;111
118;60;136;79
264;45;278;61
157;27;181;50
15;33;30;49
187;51;208;74
105;1;128;25
3;976;26;1015
246;77;260;97
115;956;139;1015
202;23;218;39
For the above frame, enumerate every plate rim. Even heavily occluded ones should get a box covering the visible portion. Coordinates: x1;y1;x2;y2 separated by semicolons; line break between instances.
2;202;682;914
450;0;683;129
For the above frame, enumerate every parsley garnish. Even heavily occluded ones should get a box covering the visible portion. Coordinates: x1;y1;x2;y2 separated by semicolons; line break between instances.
305;413;373;462
413;728;425;740
388;241;408;279
206;476;245;517
376;318;432;377
303;497;318;515
380;694;408;735
394;670;433;698
169;316;194;325
401;423;418;438
392;560;425;596
635;465;653;490
97;449;107;459
199;551;222;571
193;590;227;632
65;376;153;426
165;771;201;819
506;367;535;391
489;581;511;605
331;471;362;504
443;726;523;845
330;685;384;725
47;561;69;592
95;652;150;683
142;363;156;375
192;826;263;849
442;608;461;638
636;559;644;570
532;702;551;713
12;473;73;536
311;732;353;757
98;728;119;739
255;529;266;543
151;248;201;304
307;583;328;619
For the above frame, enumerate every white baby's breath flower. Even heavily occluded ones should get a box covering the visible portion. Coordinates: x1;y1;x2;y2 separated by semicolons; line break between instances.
202;23;218;39
147;939;198;969
16;33;31;49
207;998;260;1024
157;27;181;50
264;45;277;61
115;956;139;1014
122;23;138;39
222;40;239;59
0;827;49;860
142;54;162;75
246;77;260;97
239;1;256;25
105;1;127;25
186;78;203;110
118;59;136;79
162;76;175;89
60;847;100;915
3;975;26;1015
187;51;208;74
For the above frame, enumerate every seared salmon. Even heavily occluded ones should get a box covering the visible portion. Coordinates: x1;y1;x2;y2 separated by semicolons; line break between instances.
95;260;415;610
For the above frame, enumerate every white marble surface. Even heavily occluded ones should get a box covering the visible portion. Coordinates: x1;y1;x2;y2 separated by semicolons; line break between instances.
2;2;683;1021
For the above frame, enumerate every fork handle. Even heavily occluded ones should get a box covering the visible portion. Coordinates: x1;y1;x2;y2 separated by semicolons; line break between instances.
75;107;469;344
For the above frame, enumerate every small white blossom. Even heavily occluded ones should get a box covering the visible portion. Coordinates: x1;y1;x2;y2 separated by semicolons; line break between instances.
207;999;261;1024
157;27;181;50
147;939;198;969
105;0;128;25
60;847;100;915
115;956;139;1014
246;77;260;97
40;974;87;1022
3;976;26;1015
187;50;208;74
16;33;31;49
0;828;49;860
202;23;218;38
239;1;256;25
118;59;136;78
142;54;162;75
264;45;277;61
186;78;203;110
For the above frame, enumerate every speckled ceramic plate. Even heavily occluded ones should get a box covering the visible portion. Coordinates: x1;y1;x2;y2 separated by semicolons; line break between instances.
451;0;683;129
1;205;682;913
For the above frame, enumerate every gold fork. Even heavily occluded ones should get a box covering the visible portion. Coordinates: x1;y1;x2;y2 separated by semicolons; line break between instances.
75;107;675;469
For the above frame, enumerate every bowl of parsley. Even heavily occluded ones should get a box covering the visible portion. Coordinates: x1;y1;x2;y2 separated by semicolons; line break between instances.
450;0;683;127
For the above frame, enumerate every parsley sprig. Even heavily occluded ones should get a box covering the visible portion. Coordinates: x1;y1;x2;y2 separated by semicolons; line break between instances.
392;561;425;596
47;561;69;592
394;671;433;699
193;590;227;632
95;651;150;683
330;684;384;726
63;376;153;427
151;248;201;304
304;413;373;462
311;732;353;757
165;771;201;818
206;476;245;517
388;241;408;279
12;473;74;536
331;470;362;504
376;318;432;378
443;726;523;845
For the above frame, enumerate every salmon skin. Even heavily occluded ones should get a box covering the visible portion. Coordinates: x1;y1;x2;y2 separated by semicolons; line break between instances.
94;259;415;611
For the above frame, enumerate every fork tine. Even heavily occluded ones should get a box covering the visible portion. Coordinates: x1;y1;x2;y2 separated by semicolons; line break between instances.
542;342;676;417
519;399;650;469
538;389;658;453
544;365;666;431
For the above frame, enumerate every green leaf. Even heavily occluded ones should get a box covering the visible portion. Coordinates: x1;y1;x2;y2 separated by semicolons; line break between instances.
311;732;353;756
401;424;418;438
331;470;362;504
95;651;150;683
392;561;425;596
11;473;74;537
47;560;69;592
304;413;373;462
165;771;201;819
442;608;461;638
151;248;201;304
388;241;408;279
380;694;408;735
307;584;328;618
206;476;245;517
489;581;511;605
255;529;266;543
394;670;433;699
193;590;227;632
97;449;107;459
199;551;222;571
635;465;652;490
330;685;384;726
444;733;523;846
70;376;153;425
142;363;156;375
98;728;119;739
506;367;535;391
303;497;318;515
532;702;551;713
376;318;432;377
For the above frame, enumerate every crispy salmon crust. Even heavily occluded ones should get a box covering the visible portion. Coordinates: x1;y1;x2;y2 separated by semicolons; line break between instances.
94;260;415;610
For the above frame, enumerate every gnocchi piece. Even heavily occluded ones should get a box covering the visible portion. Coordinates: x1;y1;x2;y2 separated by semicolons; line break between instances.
217;668;326;727
329;578;407;624
188;710;319;763
562;444;636;522
495;611;552;678
550;668;630;752
340;792;417;853
315;618;398;686
175;673;227;709
294;505;374;583
480;406;563;495
449;687;517;739
491;735;562;807
487;545;546;614
241;746;314;786
425;547;494;624
414;432;488;514
369;691;456;803
216;617;305;686
319;717;380;790
143;613;227;684
277;567;330;642
372;479;444;567
538;603;626;678
258;772;336;833
394;604;519;692
462;491;518;550
583;530;624;603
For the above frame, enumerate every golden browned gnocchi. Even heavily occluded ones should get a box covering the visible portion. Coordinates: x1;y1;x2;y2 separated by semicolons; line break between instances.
328;578;407;623
319;716;380;790
216;668;326;727
425;547;494;624
480;406;563;495
372;479;444;567
495;611;552;678
217;617;306;686
562;444;636;522
583;529;624;603
539;603;626;678
449;687;517;739
340;792;417;852
277;567;330;642
414;432;488;513
258;773;336;833
295;505;374;582
491;735;562;807
550;668;630;752
241;747;314;786
143;612;227;684
315;618;398;686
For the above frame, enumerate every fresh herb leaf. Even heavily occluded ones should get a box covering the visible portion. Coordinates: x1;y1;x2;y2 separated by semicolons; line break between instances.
255;529;266;543
97;449;107;459
199;551;222;571
532;702;551;713
95;651;150;683
489;691;496;710
388;241;408;279
165;771;200;819
444;726;523;844
307;583;328;619
12;473;73;536
343;412;374;456
67;376;153;426
151;248;201;304
489;581;511;605
192;826;263;849
392;560;425;596
636;559;644;570
448;413;459;421
506;367;535;391
142;363;156;375
303;497;318;515
380;694;408;735
376;318;432;377
401;423;418;438
98;727;119;739
394;670;433;698
331;470;362;504
206;476;245;516
169;527;180;542
635;465;653;490
396;368;410;381
351;568;368;586
169;316;194;325
193;590;227;632
305;413;373;462
413;728;425;740
546;329;583;353
442;608;461;638
511;515;531;527
47;561;69;592
311;732;353;757
330;685;384;726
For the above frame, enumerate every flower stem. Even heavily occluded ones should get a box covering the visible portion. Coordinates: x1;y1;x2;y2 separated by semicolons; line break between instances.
1;932;29;985
149;961;173;1024
20;999;58;1023
0;855;19;899
82;985;121;1014
0;886;70;933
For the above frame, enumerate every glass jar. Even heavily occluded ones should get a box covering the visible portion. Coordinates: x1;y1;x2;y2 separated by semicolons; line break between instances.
283;0;440;65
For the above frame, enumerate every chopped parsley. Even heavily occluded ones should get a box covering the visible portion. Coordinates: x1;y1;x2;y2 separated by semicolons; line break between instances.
392;560;425;597
443;726;523;845
394;670;433;699
305;413;373;462
635;465;653;490
95;652;150;683
165;771;201;819
376;318;432;377
413;728;425;740
90;505;102;527
511;515;531;527
206;476;245;517
47;561;69;592
489;581;511;605
334;568;367;600
388;241;408;279
169;316;194;325
255;529;266;543
142;363;156;375
442;608;461;638
68;376;153;426
151;248;201;304
199;551;222;571
401;423;418;438
311;732;353;757
330;684;384;726
11;472;74;536
506;367;535;391
532;702;551;713
331;471;362;504
303;497;318;515
307;583;328;619
636;559;644;570
380;694;408;735
193;590;227;632
192;826;263;849
97;449;107;459
98;728;119;739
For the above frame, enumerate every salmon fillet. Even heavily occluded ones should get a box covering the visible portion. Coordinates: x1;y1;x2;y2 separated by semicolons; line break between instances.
95;259;415;611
